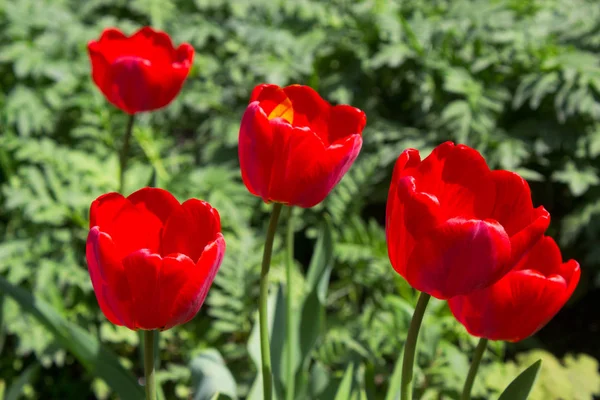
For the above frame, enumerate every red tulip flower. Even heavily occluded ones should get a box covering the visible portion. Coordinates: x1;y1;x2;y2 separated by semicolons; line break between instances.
386;142;550;299
86;188;225;331
238;84;366;208
448;236;580;342
87;27;194;114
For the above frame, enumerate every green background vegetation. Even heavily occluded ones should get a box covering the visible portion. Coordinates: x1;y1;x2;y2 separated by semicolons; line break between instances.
0;0;599;398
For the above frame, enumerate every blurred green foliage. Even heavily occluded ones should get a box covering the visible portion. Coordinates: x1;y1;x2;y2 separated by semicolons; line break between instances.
1;0;600;398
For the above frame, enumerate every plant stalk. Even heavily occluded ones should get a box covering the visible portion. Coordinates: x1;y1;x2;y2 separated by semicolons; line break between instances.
259;202;284;400
143;330;156;400
400;292;431;400
461;338;488;400
285;206;295;400
118;114;135;193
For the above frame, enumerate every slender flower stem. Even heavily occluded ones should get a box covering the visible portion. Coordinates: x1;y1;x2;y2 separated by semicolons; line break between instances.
118;114;135;193
400;292;431;400
461;338;488;400
144;330;157;400
259;202;284;400
285;206;295;400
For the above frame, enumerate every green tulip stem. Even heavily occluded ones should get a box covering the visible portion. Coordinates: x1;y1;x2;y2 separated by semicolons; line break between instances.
285;206;295;400
259;202;284;400
400;291;431;400
461;337;488;400
143;330;157;400
118;113;135;193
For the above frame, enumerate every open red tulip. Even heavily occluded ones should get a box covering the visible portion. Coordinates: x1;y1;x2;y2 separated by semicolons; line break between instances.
448;236;580;342
87;27;194;114
386;142;550;299
86;187;225;331
238;84;366;208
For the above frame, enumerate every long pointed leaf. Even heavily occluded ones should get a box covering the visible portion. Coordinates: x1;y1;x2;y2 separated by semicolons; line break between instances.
295;220;334;398
0;293;5;356
306;218;334;301
334;363;355;400
190;349;238;400
385;349;404;400
497;359;542;400
247;286;286;400
299;219;334;367
5;363;39;400
0;275;144;400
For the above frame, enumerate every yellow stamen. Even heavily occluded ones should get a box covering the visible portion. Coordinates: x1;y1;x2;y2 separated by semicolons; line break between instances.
267;97;294;123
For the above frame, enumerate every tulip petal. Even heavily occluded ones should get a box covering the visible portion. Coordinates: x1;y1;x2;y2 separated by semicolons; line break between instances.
122;249;162;330
86;227;134;329
250;83;277;103
174;43;195;67
386;149;423;277
87;28;128;64
107;57;156;114
416;142;495;220
87;27;193;114
102;200;163;258
262;119;299;202
390;148;422;179
160;199;221;262
490;170;550;265
128;26;176;65
159;235;225;330
564;260;581;296
239;102;277;200
406;218;511;299
514;235;561;274
156;254;195;330
87;45;113;102
507;206;549;265
280;85;329;142
86;187;225;332
86;228;122;326
90;27;183;67
240;84;366;207
328;105;367;144
90;190;163;257
394;175;443;237
297;135;363;207
514;236;580;294
449;269;573;342
448;236;580;342
250;84;292;119
89;192;129;229
128;187;180;224
490;170;535;235
263;119;363;207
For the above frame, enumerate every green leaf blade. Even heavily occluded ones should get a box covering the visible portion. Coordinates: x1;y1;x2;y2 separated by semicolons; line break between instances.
498;359;542;400
0;275;144;400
